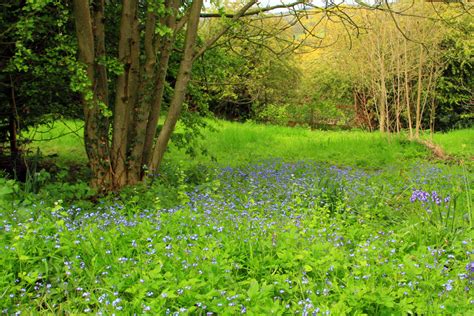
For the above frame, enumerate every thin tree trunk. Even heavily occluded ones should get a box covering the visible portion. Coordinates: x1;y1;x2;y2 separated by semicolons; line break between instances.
429;92;436;136
361;91;373;131
420;61;435;132
395;47;401;133
8;107;18;157
404;38;413;138
111;0;138;187
73;0;112;190
370;23;385;133
92;0;112;188
429;63;440;136
149;0;204;172
415;44;424;138
126;9;157;185
125;1;141;184
379;57;387;133
141;0;180;174
8;75;18;159
92;0;108;109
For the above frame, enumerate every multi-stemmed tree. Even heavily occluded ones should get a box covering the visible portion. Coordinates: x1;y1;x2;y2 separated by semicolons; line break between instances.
72;0;314;191
7;0;470;191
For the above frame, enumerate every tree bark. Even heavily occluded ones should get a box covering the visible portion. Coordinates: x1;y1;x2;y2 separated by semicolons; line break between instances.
404;37;413;139
8;75;18;159
377;26;388;134
415;44;424;138
125;1;141;184
73;0;112;191
126;9;158;184
395;45;401;133
378;55;387;133
141;0;180;175
92;0;112;188
420;61;435;133
429;91;436;136
111;0;138;187
149;0;204;172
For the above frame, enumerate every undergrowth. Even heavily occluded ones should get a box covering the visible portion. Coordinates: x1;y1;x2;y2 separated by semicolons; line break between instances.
1;122;472;314
0;159;472;314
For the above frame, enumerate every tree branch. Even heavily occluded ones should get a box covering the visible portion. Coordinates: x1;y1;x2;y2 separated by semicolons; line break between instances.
200;1;307;18
193;0;259;60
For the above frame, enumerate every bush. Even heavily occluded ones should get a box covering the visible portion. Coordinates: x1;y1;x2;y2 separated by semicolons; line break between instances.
254;103;290;125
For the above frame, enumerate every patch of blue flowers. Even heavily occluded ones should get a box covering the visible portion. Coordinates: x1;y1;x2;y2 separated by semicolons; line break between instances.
0;160;472;314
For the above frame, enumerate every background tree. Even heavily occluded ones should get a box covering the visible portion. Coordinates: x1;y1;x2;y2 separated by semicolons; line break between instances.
195;12;301;122
435;16;473;131
0;0;81;177
297;1;471;135
71;0;318;190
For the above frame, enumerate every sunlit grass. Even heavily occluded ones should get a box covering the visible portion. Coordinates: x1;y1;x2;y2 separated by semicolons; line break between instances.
24;119;472;170
425;128;473;159
170;120;430;168
24;120;86;165
1;158;472;314
4;119;472;315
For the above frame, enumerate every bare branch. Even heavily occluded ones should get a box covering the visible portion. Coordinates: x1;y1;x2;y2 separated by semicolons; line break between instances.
383;0;428;49
193;0;258;60
200;1;307;18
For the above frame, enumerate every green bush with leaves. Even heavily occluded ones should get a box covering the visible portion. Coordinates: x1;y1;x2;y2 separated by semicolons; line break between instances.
435;17;474;131
255;103;290;125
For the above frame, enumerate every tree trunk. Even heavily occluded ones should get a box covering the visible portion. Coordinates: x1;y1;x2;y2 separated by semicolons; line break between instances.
141;0;180;175
125;1;142;184
73;0;112;191
360;90;373;131
379;56;387;133
395;48;401;133
429;92;436;136
111;0;138;188
404;38;413;139
8;76;18;159
420;61;435;133
415;44;424;139
149;0;204;172
92;0;112;188
8;107;18;157
126;9;157;184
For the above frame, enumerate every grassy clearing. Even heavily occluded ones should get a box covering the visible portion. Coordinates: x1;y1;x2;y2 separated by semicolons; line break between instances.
1;160;472;314
179;121;430;168
24;120;473;170
2;119;470;314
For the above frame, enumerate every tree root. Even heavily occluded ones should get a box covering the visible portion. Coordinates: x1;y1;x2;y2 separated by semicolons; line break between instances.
416;139;450;160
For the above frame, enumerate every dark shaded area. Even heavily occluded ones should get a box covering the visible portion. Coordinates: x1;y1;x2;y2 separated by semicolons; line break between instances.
0;1;81;179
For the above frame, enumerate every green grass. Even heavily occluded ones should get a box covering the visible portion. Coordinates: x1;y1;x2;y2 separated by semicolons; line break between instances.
2;119;472;315
25;120;472;170
424;128;474;159
1;156;472;314
177;120;430;168
25;120;86;165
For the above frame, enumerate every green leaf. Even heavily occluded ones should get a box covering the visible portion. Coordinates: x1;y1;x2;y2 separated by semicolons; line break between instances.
247;278;260;299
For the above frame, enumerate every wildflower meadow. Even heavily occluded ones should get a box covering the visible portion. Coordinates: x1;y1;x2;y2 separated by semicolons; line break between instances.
1;156;472;314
